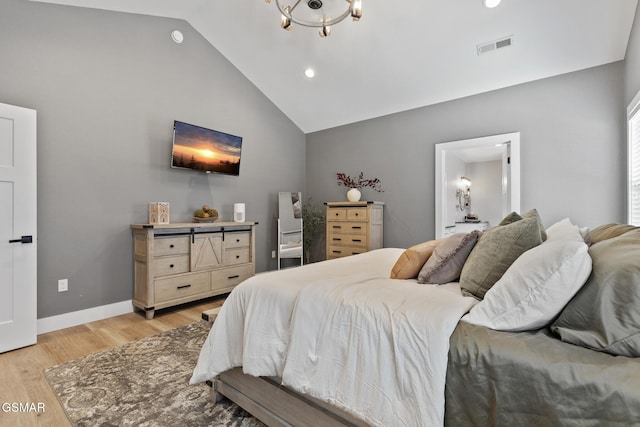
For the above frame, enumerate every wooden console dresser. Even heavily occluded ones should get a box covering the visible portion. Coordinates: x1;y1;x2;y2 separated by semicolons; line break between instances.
325;201;384;260
131;222;256;319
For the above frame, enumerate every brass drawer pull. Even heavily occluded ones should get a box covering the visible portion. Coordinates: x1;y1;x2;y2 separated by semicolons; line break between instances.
177;284;191;290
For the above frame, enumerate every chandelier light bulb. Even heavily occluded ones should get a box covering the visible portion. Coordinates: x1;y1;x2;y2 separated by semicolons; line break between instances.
304;68;316;78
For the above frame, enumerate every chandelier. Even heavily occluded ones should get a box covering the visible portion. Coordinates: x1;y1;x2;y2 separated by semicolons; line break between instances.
265;0;362;37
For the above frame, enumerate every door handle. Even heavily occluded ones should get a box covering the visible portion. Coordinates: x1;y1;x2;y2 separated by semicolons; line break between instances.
9;235;33;244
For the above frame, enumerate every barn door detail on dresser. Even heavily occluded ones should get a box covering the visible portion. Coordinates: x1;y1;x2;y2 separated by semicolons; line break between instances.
191;233;224;271
0;102;37;353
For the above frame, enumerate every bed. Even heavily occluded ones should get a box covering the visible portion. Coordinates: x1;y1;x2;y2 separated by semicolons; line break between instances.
191;248;478;426
190;218;640;427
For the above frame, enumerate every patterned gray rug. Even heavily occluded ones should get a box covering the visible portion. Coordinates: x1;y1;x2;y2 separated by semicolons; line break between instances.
44;321;264;427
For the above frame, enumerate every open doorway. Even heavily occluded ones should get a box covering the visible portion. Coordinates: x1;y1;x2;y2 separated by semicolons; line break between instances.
435;132;520;239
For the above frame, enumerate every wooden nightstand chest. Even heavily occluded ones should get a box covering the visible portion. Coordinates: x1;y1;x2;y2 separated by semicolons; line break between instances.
131;222;256;319
325;201;384;260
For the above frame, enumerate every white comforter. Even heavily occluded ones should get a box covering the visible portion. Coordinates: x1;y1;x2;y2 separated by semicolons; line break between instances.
190;248;477;427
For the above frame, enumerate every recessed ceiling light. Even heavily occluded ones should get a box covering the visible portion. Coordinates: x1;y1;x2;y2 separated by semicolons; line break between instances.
171;30;184;44
304;68;316;79
484;0;501;8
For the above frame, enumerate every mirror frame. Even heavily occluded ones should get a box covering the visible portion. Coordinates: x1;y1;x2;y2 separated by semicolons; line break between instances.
435;132;521;238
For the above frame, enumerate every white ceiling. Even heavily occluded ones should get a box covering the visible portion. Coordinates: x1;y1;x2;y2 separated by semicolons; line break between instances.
30;0;638;133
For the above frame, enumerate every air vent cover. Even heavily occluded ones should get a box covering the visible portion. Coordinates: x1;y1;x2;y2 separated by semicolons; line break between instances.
477;36;513;55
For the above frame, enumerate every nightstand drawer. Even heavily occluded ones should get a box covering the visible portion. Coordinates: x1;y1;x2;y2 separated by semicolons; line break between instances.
154;255;189;277
225;247;251;265
154;272;209;303
346;208;368;221
327;245;367;258
225;232;251;249
327;208;348;221
327;221;367;235
154;237;189;256
327;233;368;248
211;264;254;291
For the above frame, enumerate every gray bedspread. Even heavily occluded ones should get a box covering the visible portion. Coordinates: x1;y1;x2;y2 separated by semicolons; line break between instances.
445;322;640;426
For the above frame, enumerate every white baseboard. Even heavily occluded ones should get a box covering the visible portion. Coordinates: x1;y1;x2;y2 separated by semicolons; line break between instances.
37;300;134;335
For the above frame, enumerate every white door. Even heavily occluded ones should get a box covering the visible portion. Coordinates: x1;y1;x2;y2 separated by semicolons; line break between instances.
0;102;37;353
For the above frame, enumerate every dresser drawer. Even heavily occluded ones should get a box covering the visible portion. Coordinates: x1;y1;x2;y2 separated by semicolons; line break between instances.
327;221;368;235
225;232;251;249
211;264;254;292
346;207;368;221
327;233;368;248
154;272;209;303
154;236;190;256
225;247;251;265
327;208;348;221
154;255;189;277
327;245;367;259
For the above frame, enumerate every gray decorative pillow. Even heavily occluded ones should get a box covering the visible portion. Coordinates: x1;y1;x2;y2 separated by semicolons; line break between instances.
500;209;547;241
522;209;547;241
417;230;481;284
551;228;640;357
459;217;544;300
498;211;523;226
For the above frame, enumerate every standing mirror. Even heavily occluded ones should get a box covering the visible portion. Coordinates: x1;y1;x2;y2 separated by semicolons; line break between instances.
435;132;520;239
277;192;303;269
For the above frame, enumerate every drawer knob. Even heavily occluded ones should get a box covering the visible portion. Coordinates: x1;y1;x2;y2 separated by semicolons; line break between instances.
335;212;339;216
170;264;174;268
355;213;359;216
170;244;174;248
236;255;240;259
236;239;240;242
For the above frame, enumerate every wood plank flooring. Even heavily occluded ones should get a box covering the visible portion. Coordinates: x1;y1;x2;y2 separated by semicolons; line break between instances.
0;297;225;427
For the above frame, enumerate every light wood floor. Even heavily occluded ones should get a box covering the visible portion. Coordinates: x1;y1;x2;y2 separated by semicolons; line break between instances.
0;297;225;427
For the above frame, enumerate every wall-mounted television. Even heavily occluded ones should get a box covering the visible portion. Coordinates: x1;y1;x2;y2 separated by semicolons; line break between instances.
171;120;243;176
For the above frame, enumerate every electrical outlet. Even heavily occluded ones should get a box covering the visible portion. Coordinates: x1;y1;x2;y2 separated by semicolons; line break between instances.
271;250;276;259
58;279;68;292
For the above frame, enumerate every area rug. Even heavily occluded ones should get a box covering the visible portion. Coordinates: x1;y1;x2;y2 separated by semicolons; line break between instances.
44;321;264;426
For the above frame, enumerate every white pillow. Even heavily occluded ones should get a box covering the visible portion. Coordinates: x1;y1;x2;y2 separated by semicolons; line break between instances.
545;218;584;242
461;239;591;331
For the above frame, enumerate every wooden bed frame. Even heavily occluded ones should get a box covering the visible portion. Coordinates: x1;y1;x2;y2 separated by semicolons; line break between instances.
211;368;370;427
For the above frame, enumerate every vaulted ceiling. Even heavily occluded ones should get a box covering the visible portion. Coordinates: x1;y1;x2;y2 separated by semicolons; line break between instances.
31;0;638;133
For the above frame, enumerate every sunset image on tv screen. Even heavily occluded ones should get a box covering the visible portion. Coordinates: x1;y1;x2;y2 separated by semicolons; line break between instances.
171;121;242;175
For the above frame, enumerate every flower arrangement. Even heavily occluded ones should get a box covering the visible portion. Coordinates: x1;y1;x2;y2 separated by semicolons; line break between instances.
336;172;383;192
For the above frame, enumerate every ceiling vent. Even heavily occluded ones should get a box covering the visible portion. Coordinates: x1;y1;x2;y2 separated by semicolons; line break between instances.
477;36;513;55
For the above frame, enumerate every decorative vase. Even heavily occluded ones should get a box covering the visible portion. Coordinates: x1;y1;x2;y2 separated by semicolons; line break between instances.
347;188;362;202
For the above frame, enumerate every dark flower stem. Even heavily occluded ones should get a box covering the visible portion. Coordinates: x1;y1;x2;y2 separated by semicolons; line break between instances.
336;172;383;192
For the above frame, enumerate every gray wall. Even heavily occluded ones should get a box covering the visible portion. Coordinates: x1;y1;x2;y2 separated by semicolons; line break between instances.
306;62;626;251
0;0;305;318
626;5;640;104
